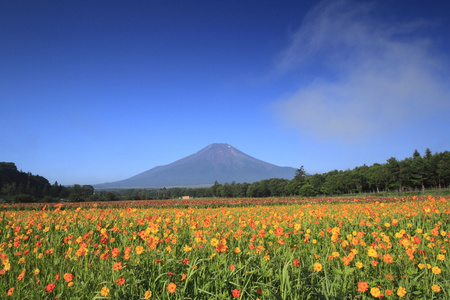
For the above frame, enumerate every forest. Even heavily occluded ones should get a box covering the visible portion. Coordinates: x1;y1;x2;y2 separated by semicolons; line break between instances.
1;148;449;203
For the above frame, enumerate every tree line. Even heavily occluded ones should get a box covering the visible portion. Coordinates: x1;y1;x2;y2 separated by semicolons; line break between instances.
0;162;97;203
105;148;450;200
1;148;449;203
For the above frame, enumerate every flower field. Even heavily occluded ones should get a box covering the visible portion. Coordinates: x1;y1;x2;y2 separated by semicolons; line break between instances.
1;196;449;299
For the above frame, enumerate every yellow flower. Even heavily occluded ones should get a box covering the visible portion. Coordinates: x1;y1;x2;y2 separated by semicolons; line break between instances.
210;238;219;247
144;290;152;298
397;286;407;297
68;282;74;287
332;252;340;258
437;254;445;261
355;262;363;269
431;285;441;292
370;287;382;298
34;269;40;275
367;248;378;258
183;245;192;252
100;286;110;297
234;247;241;254
418;263;425;269
135;245;144;255
313;262;322;272
432;266;441;275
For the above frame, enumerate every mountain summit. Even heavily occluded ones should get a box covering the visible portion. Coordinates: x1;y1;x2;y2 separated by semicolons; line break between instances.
95;143;296;189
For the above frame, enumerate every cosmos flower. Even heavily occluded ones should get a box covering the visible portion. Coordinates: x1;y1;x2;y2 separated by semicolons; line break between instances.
46;283;56;292
100;286;110;297
357;282;369;292
232;289;241;298
167;282;176;294
313;262;322;272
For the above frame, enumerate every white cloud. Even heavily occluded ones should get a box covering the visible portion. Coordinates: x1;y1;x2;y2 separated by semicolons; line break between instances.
274;0;449;142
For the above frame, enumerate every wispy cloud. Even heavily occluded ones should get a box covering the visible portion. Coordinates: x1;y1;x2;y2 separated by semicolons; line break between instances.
273;0;449;142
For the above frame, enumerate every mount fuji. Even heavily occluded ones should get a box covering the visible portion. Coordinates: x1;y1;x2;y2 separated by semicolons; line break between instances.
94;143;296;189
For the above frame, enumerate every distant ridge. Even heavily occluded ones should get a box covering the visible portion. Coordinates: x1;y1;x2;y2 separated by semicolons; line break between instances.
94;143;296;189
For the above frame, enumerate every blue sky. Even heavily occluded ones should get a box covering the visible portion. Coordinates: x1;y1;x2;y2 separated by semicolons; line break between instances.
1;0;449;186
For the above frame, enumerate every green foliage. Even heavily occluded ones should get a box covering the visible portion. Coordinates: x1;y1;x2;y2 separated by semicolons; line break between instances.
2;148;450;203
0;162;94;203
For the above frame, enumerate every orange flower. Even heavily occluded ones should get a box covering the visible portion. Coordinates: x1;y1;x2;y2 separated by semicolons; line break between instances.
17;269;25;281
100;286;110;297
274;227;284;237
293;259;300;267
431;284;441;292
111;248;120;257
63;273;73;283
144;291;152;299
383;254;393;264
167;282;176;293
7;287;14;296
113;262;123;271
116;277;125;285
357;282;369;292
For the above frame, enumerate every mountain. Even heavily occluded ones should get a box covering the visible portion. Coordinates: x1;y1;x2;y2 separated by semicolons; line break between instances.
94;143;297;189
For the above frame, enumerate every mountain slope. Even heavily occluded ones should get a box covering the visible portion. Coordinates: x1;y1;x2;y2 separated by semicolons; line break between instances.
95;143;296;188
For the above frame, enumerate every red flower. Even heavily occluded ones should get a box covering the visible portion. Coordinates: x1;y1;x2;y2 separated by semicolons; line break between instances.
182;258;190;264
232;289;241;298
292;259;300;267
274;227;285;237
257;288;262;295
111;248;120;257
46;283;56;292
116;277;125;285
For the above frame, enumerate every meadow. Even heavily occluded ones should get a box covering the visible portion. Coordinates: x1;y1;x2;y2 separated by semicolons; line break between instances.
0;195;448;299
